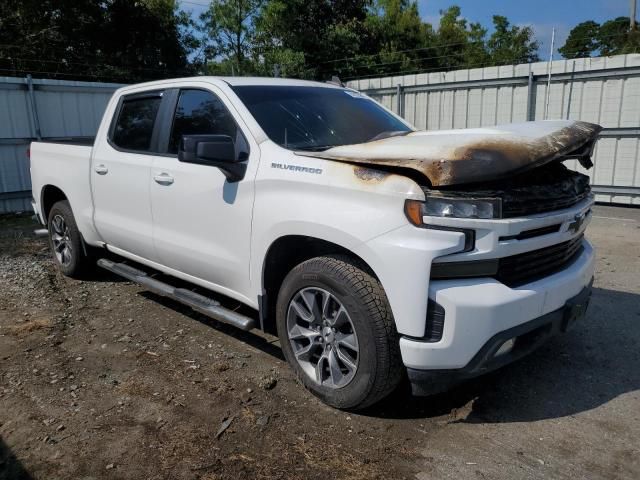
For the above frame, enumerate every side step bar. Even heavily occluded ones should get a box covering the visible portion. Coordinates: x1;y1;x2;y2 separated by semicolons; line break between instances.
97;258;255;331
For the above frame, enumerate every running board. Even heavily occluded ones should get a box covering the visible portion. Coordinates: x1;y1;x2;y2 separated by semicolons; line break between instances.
97;258;255;331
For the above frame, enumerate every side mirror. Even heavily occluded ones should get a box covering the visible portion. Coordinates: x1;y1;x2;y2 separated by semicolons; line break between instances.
178;134;247;182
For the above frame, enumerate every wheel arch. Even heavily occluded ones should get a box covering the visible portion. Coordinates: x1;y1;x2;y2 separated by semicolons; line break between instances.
40;184;68;223
260;235;380;334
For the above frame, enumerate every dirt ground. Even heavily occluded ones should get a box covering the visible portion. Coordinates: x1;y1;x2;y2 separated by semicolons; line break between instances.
1;205;639;480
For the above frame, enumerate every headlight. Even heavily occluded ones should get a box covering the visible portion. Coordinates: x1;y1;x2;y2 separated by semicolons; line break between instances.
405;196;502;223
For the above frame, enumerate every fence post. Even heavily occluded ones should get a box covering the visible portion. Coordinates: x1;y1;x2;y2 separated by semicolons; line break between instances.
526;71;535;121
25;75;42;140
396;83;403;117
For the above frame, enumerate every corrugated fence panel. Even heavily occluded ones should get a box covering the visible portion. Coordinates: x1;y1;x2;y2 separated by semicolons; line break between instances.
0;76;122;214
348;53;640;205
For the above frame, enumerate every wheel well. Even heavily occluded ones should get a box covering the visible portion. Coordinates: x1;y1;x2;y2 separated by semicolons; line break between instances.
41;185;67;222
261;235;376;334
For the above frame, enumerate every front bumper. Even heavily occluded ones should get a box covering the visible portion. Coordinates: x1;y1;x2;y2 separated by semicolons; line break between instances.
400;237;594;374
407;279;592;395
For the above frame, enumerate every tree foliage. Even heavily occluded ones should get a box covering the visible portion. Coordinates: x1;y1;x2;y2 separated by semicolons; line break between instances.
559;17;640;59
0;0;197;82
8;1;637;83
199;0;262;75
558;21;600;59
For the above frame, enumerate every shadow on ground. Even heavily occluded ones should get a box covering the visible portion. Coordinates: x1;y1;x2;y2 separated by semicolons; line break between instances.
362;287;640;422
139;291;285;361
0;437;33;480
108;257;639;426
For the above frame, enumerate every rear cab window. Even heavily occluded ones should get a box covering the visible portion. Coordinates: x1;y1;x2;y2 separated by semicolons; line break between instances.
110;92;163;152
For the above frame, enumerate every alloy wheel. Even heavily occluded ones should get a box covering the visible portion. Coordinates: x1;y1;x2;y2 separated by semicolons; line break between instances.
50;214;73;266
286;287;359;388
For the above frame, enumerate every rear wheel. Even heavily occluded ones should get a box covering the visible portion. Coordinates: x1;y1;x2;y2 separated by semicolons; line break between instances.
276;255;403;410
47;200;94;278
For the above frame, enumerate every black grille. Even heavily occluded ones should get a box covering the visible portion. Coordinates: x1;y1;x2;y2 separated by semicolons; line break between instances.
501;190;590;218
424;300;445;342
496;234;584;287
423;163;591;219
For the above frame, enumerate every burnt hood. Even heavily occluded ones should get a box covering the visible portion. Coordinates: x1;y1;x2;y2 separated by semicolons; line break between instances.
295;120;602;187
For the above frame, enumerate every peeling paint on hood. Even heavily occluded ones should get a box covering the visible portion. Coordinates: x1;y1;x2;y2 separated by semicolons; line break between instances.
295;120;602;187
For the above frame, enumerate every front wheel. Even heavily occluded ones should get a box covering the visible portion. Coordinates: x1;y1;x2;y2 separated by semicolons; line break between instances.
276;255;403;410
47;200;94;278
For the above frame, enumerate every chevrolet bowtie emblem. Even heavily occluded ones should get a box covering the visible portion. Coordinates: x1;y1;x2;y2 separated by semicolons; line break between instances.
568;212;586;234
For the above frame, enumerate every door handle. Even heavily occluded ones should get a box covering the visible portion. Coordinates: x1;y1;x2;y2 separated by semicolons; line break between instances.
153;173;174;185
94;164;108;175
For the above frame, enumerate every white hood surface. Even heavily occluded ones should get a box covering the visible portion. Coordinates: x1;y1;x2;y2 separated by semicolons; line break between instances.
296;120;602;187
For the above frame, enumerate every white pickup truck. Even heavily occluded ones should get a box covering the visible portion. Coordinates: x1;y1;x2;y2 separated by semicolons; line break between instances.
30;77;599;409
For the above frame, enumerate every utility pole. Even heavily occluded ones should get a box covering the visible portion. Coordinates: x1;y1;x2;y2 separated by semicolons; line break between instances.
631;0;637;30
544;28;556;120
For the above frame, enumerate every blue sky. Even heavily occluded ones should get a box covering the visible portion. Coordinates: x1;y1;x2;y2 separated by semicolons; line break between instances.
180;0;634;59
418;0;633;59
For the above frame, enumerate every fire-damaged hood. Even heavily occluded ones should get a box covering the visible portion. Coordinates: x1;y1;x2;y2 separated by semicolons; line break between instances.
295;120;602;187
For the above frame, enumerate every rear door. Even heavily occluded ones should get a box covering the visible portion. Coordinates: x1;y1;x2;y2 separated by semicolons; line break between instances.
91;90;164;260
149;86;258;300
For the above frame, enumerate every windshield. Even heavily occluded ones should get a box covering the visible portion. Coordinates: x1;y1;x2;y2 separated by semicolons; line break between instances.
231;85;412;150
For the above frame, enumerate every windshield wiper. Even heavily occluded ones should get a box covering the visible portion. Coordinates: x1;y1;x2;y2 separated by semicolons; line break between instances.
365;130;411;143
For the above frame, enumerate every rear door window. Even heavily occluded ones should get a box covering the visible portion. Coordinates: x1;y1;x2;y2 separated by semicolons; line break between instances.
168;89;238;154
111;95;162;151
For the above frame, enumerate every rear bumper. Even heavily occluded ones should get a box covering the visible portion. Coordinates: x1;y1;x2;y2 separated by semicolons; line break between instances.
406;279;592;395
400;238;594;377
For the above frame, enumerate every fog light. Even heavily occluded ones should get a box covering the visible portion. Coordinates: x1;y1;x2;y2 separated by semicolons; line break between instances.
495;338;515;357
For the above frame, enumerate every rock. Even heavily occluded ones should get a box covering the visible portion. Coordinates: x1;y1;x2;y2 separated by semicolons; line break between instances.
75;356;83;362
256;415;269;427
215;416;235;439
259;376;277;390
106;463;115;470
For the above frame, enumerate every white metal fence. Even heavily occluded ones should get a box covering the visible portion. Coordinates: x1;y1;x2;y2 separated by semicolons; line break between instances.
0;76;122;214
348;54;640;205
2;58;639;215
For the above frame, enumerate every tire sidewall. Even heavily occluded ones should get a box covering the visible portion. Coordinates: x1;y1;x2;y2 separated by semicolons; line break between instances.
276;259;384;409
47;201;84;276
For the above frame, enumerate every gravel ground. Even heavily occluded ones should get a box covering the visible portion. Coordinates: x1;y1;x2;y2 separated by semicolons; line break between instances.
0;205;639;480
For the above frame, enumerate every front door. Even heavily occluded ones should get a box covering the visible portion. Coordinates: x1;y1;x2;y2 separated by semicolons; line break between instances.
150;87;257;300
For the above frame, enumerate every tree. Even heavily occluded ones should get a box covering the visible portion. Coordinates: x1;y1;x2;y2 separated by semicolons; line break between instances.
558;21;600;58
360;0;433;76
558;16;640;59
487;15;539;65
433;6;490;70
253;0;370;79
102;0;198;81
0;0;197;81
599;17;633;55
0;0;105;78
200;0;262;75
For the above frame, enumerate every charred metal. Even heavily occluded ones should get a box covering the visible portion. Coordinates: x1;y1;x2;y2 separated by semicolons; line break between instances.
352;166;391;182
428;162;592;218
296;120;602;188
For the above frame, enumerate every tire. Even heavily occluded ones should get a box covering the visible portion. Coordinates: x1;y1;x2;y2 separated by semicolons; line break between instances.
47;200;94;278
276;255;403;410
